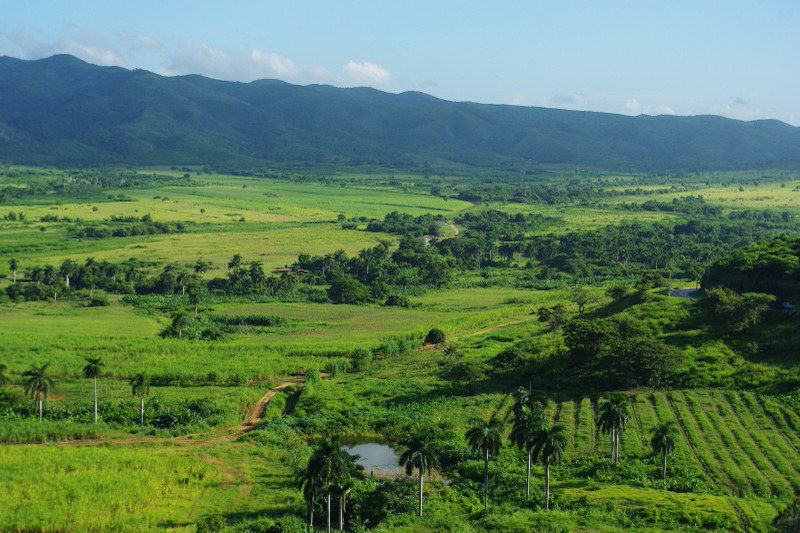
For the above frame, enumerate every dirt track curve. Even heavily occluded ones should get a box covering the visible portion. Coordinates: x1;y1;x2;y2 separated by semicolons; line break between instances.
28;374;328;448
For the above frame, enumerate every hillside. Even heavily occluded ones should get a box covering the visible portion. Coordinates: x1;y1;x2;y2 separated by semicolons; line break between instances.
1;54;798;171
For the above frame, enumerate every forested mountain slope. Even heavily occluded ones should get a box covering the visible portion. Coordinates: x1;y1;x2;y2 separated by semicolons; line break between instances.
1;54;799;170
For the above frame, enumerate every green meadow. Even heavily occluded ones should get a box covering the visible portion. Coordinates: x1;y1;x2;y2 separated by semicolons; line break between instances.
2;166;800;531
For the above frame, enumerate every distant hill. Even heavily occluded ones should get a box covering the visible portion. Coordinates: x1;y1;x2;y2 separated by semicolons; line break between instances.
0;54;798;170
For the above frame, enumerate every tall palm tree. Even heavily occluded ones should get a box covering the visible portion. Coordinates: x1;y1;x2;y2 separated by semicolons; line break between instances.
332;478;352;531
171;312;189;339
303;437;360;533
597;394;630;465
82;357;104;424
8;258;18;282
297;468;323;530
130;373;150;426
188;287;202;314
532;424;567;510
329;449;362;531
651;421;678;482
399;427;442;517
466;417;504;511
176;270;193;295
22;363;53;421
509;404;546;499
59;259;77;288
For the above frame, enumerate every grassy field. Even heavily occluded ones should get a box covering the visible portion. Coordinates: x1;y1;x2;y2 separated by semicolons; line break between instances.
2;167;800;531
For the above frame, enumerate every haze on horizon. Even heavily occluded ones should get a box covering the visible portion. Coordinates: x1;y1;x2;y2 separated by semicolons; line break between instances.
1;0;798;125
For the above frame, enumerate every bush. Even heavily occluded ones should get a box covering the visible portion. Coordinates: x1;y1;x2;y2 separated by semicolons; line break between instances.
88;295;109;307
372;338;410;358
351;348;373;371
201;327;224;340
384;294;410;307
196;514;227;532
328;277;371;304
268;515;306;533
698;287;775;332
424;327;446;344
306;369;321;384
324;359;349;376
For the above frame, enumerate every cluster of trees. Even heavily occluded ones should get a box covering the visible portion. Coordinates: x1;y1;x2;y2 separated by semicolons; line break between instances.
490;311;685;393
5;257;212;302
161;312;286;341
298;390;680;530
208;254;302;297
698;287;775;333
0;168;195;202
2;359;153;426
452;180;613;205
366;211;445;237
560;315;684;389
72;215;188;239
3;210;26;221
295;240;453;304
621;195;723;216
527;218;798;279
622;195;793;223
703;235;800;297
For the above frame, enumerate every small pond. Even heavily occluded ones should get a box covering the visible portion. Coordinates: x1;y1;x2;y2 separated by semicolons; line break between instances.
341;438;401;474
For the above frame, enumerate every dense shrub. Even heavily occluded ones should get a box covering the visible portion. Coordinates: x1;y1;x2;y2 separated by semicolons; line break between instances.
350;348;373;371
424;328;446;344
698;287;775;332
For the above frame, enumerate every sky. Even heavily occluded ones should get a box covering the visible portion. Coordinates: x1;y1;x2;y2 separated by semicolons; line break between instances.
2;1;798;125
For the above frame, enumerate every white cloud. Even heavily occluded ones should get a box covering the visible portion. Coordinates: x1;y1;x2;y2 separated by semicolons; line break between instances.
625;98;643;114
251;49;300;78
7;31;132;67
167;42;233;78
343;60;391;85
163;43;334;84
710;96;772;122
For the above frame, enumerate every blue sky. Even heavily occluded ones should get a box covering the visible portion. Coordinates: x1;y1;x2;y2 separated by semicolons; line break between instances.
2;1;798;124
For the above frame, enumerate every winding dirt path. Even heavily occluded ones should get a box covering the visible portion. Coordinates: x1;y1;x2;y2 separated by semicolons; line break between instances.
28;374;329;448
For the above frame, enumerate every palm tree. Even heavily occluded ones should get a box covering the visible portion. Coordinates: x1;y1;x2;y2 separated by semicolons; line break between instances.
176;270;193;295
466;417;504;511
22;363;53;421
399;427;442;517
188;286;202;314
59;259;77;288
192;260;211;276
509;404;546;499
531;424;567;510
82;357;104;424
303;437;360;533
597;394;630;465
297;468;324;530
8;258;18;282
651;421;678;482
331;478;350;531
227;254;242;270
328;448;363;531
130;373;150;426
171;312;189;339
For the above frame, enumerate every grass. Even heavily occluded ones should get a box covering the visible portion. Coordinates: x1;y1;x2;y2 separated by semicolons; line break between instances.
3;167;800;531
0;441;302;531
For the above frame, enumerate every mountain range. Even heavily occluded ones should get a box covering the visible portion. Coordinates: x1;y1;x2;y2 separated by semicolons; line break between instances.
0;54;798;171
